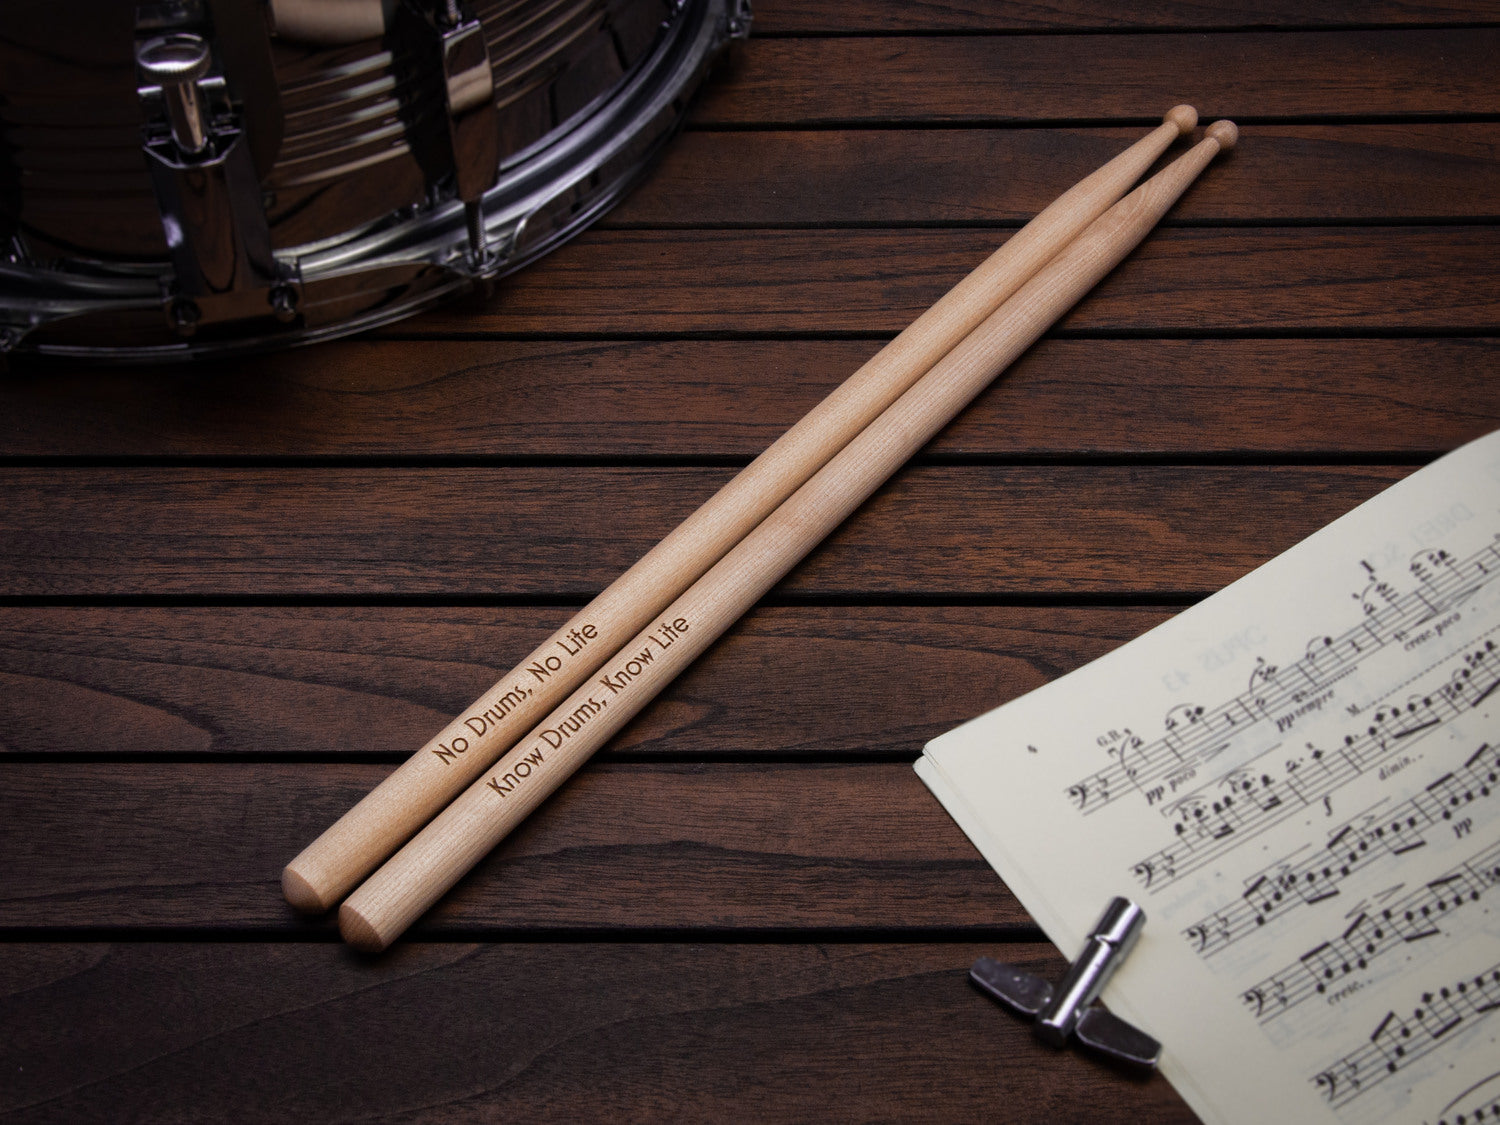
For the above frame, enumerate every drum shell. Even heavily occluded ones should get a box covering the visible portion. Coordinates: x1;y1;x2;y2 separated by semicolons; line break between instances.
0;0;745;360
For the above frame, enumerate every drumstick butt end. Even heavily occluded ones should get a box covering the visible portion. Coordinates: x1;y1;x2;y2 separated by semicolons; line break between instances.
1164;105;1198;135
1206;119;1238;150
339;900;391;953
283;861;332;914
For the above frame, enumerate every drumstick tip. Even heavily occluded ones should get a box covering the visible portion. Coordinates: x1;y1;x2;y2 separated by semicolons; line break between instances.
282;862;329;914
1165;105;1198;135
1206;119;1239;150
339;900;390;952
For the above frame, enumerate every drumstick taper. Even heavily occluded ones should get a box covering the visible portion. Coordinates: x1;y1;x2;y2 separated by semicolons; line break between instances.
340;120;1239;951
283;106;1200;913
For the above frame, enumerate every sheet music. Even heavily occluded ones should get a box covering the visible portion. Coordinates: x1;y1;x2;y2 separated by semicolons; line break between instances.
916;430;1500;1125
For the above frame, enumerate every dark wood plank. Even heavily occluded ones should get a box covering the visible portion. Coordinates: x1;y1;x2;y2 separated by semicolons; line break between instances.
0;942;1197;1124
0;465;1410;597
695;30;1500;124
4;339;1495;458
398;227;1500;336
609;125;1500;225
0;605;1170;757
6;0;1489;1120
0;762;1015;931
752;0;1500;32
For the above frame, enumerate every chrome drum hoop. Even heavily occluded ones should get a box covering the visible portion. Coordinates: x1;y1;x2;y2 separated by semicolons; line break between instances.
0;0;748;362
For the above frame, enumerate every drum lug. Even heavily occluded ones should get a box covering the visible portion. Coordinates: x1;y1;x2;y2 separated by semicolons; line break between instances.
269;283;301;324
0;323;27;356
137;29;288;331
724;0;753;39
165;297;201;338
399;1;502;267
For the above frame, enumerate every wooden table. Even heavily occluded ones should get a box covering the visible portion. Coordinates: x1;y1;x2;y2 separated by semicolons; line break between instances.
3;2;1499;1120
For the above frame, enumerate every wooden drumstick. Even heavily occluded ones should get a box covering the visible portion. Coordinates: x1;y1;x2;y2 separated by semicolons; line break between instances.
339;121;1239;951
283;106;1200;915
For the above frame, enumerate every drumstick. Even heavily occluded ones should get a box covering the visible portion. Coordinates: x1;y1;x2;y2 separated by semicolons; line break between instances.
283;106;1199;914
339;120;1239;951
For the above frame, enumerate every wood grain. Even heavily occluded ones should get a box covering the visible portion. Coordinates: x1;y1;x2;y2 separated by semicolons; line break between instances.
694;30;1500;124
0;762;1017;931
609;125;1500;226
336;130;1242;951
0;942;1197;1124
288;114;1207;921
0;604;1169;757
0;465;1409;597
4;338;1495;458
0;0;1490;1114
751;0;1500;32
397;227;1500;336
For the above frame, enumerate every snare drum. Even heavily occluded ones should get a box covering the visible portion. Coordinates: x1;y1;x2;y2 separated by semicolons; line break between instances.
0;0;747;360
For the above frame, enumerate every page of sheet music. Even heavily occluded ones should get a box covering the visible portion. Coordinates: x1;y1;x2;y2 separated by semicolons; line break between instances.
917;430;1500;1125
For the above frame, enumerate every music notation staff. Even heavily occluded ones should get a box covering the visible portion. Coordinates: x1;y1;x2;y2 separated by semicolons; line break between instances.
1064;541;1500;818
1239;837;1500;1025
1129;647;1500;893
1182;743;1500;955
1310;961;1500;1111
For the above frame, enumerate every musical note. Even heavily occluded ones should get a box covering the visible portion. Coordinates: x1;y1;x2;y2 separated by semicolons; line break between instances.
1311;960;1500;1109
1179;745;1498;954
1237;839;1500;1025
1432;1070;1500;1125
1133;725;1499;895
